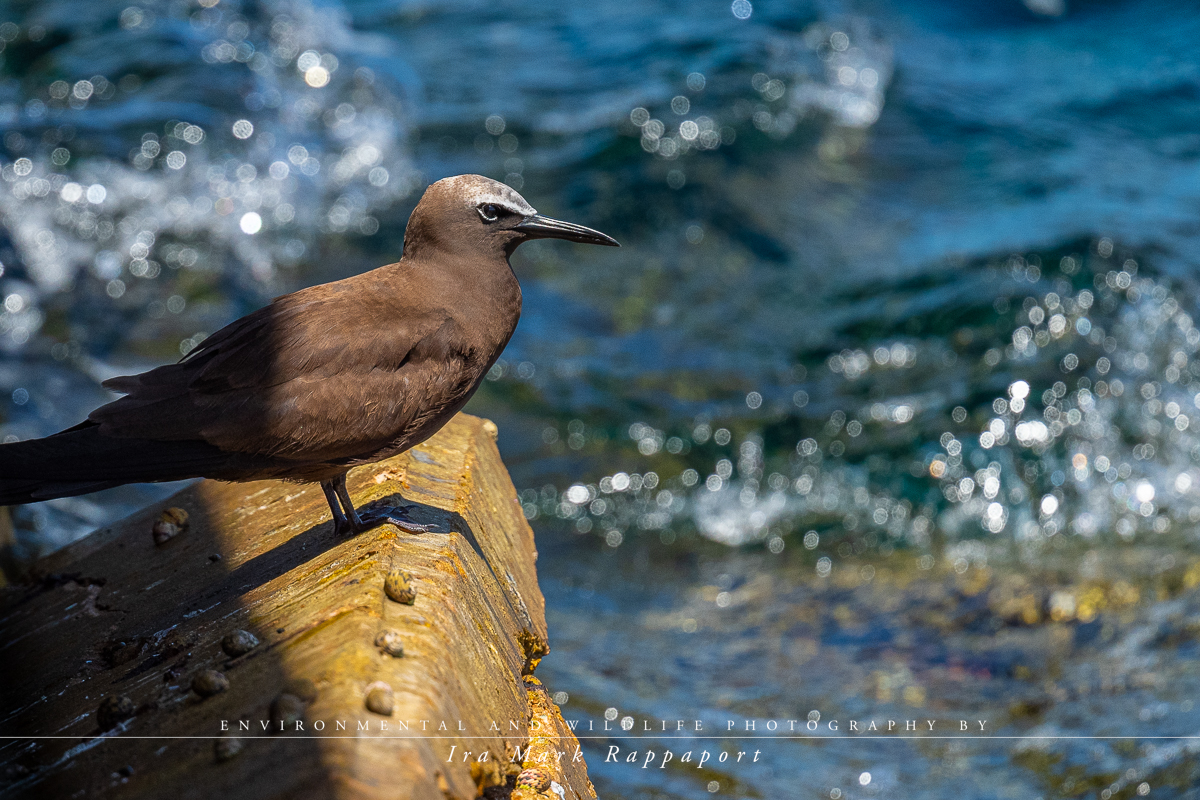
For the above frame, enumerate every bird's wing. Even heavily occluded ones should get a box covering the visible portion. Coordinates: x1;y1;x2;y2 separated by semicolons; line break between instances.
90;279;483;464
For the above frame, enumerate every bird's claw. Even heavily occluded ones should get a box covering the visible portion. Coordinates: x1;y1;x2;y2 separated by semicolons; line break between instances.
324;476;434;535
357;505;435;534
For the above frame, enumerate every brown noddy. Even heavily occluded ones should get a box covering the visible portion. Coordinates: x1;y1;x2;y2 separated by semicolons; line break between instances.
0;175;618;535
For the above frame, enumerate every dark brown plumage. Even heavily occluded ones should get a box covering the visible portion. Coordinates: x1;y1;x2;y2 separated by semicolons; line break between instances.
0;175;618;535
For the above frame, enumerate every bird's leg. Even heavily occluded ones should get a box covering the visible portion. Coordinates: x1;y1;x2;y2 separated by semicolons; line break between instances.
331;473;434;534
321;478;356;536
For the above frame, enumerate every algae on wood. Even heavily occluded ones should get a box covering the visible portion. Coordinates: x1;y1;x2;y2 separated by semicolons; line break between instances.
0;413;594;800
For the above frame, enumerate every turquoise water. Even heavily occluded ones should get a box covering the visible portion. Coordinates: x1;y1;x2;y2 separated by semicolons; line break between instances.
3;0;1200;795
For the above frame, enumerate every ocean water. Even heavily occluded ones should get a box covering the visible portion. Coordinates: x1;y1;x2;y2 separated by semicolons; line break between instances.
3;0;1200;796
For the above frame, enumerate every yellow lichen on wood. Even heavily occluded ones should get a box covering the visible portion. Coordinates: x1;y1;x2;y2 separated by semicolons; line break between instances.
511;677;596;800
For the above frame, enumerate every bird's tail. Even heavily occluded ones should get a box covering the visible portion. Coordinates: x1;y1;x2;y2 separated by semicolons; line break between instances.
0;423;233;505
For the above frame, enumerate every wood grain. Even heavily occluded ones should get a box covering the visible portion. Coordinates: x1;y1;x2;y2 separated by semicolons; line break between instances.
0;414;591;800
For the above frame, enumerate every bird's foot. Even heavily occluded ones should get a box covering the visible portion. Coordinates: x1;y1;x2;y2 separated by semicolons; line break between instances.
354;505;435;534
324;475;434;535
331;515;357;537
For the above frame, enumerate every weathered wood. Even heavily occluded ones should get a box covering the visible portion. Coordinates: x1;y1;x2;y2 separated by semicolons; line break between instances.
0;413;594;800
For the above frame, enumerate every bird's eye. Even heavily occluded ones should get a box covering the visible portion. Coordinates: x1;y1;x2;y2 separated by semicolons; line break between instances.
479;203;500;222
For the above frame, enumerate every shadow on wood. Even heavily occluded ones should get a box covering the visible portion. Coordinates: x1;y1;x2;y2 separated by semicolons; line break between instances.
0;414;594;800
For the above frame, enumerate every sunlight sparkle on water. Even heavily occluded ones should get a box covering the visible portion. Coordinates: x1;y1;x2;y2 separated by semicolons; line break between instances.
239;212;263;234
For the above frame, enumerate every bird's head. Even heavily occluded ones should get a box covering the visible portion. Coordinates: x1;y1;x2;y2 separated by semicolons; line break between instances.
403;174;619;260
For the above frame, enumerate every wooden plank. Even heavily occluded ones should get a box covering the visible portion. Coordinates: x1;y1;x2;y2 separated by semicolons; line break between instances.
0;414;591;800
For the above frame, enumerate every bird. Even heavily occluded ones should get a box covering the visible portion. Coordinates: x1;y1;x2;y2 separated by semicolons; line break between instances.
0;175;618;536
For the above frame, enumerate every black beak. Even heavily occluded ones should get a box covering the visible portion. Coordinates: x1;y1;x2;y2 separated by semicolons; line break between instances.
515;214;620;247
